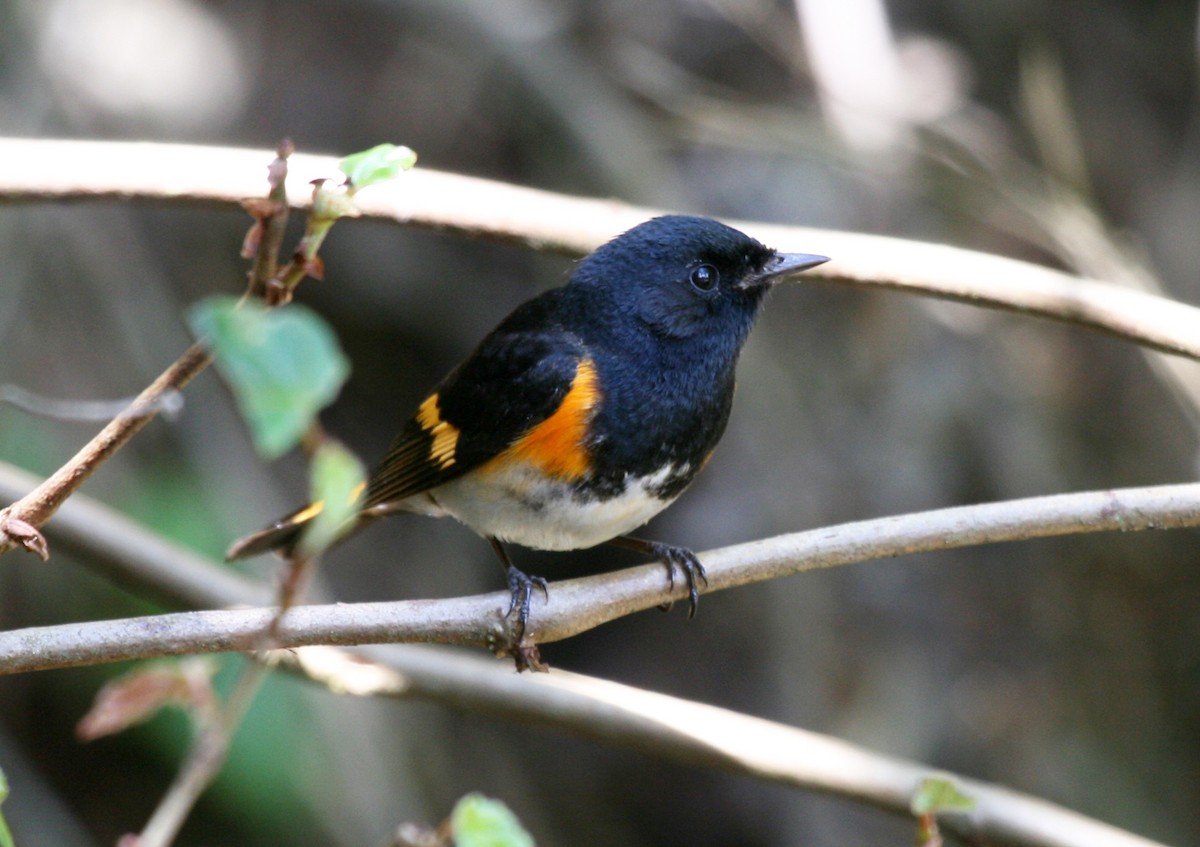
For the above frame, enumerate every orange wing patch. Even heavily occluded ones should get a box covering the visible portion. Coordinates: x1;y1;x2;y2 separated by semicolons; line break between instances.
290;500;327;524
281;479;366;527
487;358;600;481
417;393;460;470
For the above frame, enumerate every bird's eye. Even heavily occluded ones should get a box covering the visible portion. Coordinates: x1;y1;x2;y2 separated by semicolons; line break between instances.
690;264;719;291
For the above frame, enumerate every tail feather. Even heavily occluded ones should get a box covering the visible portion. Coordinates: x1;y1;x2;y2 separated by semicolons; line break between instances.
225;502;322;561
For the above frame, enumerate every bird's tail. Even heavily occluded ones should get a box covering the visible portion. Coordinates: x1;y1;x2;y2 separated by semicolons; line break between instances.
226;501;331;561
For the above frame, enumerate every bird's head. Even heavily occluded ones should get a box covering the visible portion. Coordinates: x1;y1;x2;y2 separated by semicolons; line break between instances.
570;215;828;340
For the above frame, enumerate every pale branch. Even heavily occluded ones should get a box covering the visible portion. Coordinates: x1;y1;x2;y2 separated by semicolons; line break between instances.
0;463;271;609
4;479;1200;675
0;343;211;558
494;664;1169;847
287;645;1167;847
0;468;1172;847
3;138;1200;362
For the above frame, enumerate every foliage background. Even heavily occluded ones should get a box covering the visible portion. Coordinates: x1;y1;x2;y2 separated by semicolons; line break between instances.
1;0;1199;844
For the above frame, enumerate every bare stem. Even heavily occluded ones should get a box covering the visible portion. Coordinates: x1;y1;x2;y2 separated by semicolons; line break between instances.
132;659;270;847
0;343;212;558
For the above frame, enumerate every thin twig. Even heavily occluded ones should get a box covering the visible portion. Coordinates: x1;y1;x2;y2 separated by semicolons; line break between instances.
243;139;292;300
2;138;1200;361
131;659;270;847
5;479;1199;674
0;343;212;559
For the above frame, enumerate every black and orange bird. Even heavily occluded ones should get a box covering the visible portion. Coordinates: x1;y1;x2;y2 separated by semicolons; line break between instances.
229;215;828;639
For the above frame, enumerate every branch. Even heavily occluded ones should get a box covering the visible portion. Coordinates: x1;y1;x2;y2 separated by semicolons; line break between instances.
5;479;1199;674
0;467;1170;847
0;343;211;558
132;659;268;847
286;645;1167;847
0;463;270;609
445;659;1168;847
3;136;1198;559
3;138;1200;362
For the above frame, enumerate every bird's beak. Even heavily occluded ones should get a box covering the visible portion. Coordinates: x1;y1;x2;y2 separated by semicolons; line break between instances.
742;252;830;288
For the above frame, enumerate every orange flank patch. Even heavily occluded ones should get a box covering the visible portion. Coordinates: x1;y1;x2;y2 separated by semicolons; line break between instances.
490;358;600;480
417;393;460;470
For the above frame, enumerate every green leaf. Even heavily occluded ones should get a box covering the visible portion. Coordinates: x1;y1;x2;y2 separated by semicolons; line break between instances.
910;776;976;816
0;766;13;847
299;439;366;556
188;297;350;459
450;793;535;847
339;143;417;190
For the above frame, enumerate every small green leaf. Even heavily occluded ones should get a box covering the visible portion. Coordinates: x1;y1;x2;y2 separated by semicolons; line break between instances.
450;793;535;847
300;439;366;556
0;766;13;847
911;776;976;816
339;143;417;190
188;297;350;459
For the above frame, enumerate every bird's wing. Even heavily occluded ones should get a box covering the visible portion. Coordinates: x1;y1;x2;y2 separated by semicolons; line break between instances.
363;328;596;509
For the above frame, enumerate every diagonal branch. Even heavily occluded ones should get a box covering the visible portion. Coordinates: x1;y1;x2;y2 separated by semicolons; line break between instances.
0;143;295;561
2;137;1200;560
0;343;212;558
302;644;1168;847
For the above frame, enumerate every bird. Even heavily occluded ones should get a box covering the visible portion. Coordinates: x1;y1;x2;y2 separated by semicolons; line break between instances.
228;215;828;649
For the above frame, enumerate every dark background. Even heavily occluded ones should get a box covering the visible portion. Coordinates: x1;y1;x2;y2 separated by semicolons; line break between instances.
1;0;1198;844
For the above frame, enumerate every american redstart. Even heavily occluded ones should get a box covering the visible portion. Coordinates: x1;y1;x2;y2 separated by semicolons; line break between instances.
228;215;828;638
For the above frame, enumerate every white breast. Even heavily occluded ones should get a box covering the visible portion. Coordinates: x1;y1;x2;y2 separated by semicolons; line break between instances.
404;464;683;551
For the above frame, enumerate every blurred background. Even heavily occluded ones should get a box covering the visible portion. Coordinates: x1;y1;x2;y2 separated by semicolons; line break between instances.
1;0;1199;844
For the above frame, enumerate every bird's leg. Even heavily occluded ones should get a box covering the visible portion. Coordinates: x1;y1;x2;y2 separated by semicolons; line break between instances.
608;536;708;618
487;537;548;661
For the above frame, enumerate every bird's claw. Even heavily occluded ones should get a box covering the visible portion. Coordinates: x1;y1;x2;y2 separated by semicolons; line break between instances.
654;544;708;618
504;566;549;643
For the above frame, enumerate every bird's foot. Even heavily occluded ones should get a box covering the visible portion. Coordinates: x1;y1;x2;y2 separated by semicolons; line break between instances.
505;565;549;630
498;566;549;671
655;543;708;618
609;536;709;617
